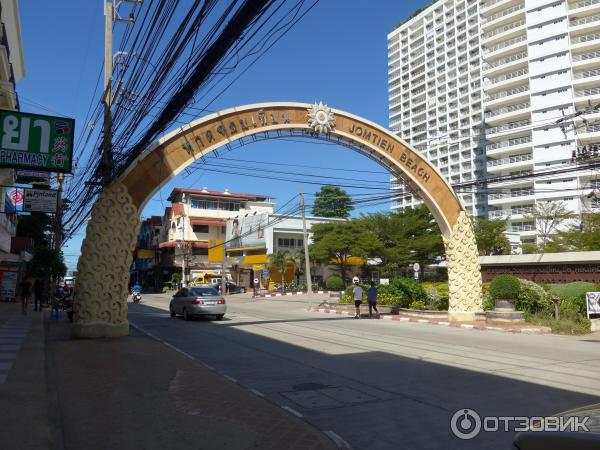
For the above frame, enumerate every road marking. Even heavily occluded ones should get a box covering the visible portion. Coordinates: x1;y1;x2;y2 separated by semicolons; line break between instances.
281;405;303;418
249;388;265;397
223;374;238;383
324;430;351;449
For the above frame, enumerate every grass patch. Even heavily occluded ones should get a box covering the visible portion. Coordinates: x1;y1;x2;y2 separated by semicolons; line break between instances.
526;312;591;335
547;282;597;299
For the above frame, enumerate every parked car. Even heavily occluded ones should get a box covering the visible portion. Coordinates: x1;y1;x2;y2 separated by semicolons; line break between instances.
211;279;246;294
169;285;226;321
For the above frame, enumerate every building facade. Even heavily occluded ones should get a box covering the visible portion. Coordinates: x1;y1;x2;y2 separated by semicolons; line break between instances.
389;0;600;247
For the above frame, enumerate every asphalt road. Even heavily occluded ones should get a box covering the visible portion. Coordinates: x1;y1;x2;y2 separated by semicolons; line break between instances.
128;293;600;450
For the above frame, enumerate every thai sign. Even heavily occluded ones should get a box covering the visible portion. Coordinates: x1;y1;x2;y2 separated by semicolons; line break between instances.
585;292;600;318
0;110;74;173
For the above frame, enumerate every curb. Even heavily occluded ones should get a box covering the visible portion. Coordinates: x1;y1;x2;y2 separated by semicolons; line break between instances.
309;308;551;335
260;291;330;298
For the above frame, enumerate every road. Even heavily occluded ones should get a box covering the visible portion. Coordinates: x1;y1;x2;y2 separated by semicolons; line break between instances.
128;293;600;450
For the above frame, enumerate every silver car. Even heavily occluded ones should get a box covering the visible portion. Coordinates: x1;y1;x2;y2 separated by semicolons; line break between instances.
169;286;226;321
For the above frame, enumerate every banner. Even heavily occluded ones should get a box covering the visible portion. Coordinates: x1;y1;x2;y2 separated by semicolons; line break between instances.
0;110;74;173
585;292;600;318
225;212;268;249
4;186;57;213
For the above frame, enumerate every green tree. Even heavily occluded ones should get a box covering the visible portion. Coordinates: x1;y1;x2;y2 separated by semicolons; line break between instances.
549;213;600;251
526;201;573;249
473;217;510;256
311;185;354;218
310;220;380;283
27;245;67;280
16;213;53;246
269;249;291;292
360;206;444;276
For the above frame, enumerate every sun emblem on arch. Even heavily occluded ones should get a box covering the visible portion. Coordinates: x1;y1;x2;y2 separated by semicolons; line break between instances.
307;102;335;134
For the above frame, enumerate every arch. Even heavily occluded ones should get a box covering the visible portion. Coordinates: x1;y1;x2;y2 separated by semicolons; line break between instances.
72;102;482;338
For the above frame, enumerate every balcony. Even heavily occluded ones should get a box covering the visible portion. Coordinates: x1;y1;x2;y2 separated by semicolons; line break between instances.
572;49;600;62
575;86;600;97
570;14;600;28
486;67;527;85
488;206;533;219
486;135;532;152
571;32;600;45
510;223;536;232
482;3;524;25
486;119;530;136
485;101;529;119
569;0;600;9
488;188;534;202
483;34;526;55
487;152;533;169
574;66;600;79
482;18;525;42
485;84;529;103
483;50;527;72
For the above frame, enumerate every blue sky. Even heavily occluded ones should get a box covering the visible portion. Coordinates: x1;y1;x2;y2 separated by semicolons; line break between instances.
16;1;427;271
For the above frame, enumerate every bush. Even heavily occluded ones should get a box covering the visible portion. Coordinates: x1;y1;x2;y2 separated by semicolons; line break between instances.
162;286;169;294
489;275;520;301
515;279;552;315
559;295;587;318
483;294;495;311
409;300;428;310
391;277;427;302
424;287;439;308
326;276;345;291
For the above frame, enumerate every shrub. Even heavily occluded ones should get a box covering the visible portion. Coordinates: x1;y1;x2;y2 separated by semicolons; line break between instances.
391;277;427;302
489;275;520;301
409;300;428;310
482;294;495;311
326;276;345;291
515;279;552;315
424;287;440;308
162;286;169;294
559;295;587;319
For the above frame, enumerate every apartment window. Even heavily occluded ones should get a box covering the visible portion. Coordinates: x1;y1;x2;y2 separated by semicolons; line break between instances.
192;224;209;233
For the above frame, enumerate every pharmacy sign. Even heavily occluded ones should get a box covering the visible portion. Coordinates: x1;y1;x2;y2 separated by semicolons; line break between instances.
0;110;74;173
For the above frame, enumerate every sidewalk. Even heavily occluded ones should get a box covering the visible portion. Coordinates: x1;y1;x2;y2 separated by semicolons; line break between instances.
3;302;336;450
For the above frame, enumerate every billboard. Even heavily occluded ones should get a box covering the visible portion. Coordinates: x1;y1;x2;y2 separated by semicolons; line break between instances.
585;292;600;318
4;186;57;213
225;212;268;249
0;110;74;173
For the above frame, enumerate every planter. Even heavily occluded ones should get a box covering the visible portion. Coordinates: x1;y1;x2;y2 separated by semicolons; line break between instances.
495;299;515;312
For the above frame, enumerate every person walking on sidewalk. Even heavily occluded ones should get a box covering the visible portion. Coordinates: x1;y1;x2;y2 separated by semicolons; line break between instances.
352;277;363;319
33;278;45;312
19;278;32;315
367;281;379;318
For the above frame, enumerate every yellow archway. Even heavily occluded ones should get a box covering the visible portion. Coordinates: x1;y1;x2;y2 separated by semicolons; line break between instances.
73;102;482;338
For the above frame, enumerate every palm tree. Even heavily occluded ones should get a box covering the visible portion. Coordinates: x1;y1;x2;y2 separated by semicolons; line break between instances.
269;250;290;292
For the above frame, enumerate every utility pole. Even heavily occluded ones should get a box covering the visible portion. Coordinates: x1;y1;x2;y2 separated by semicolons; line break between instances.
300;190;313;308
180;212;186;287
53;173;64;251
102;1;113;185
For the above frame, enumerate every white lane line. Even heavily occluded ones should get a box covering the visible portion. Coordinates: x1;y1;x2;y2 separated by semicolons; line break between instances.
223;375;238;383
249;388;264;397
324;430;351;449
281;405;303;418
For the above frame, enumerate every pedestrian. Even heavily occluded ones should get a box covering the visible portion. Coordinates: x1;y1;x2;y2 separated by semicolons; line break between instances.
367;281;379;318
352;277;363;319
19;278;32;316
33;278;45;312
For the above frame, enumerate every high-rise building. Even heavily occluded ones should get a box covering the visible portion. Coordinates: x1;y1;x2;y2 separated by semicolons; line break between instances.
389;0;600;247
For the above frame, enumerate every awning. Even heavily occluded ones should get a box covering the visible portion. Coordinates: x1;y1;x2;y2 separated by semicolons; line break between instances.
158;241;209;249
190;219;225;226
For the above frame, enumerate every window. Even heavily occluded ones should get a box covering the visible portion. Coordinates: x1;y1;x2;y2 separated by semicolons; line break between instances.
193;224;209;233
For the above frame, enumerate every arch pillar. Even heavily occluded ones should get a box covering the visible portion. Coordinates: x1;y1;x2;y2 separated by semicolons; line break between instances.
72;180;140;338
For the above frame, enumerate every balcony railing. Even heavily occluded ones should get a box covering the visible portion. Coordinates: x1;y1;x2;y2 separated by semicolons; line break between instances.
570;14;600;27
488;189;534;200
481;0;506;10
576;86;600;96
486;119;530;135
483;19;526;40
487;152;533;168
483;34;526;54
572;32;600;44
485;102;529;118
572;49;600;61
487;67;528;85
486;135;532;151
483;3;524;23
574;67;600;78
510;224;536;232
485;84;529;101
488;206;533;218
483;51;527;70
570;0;600;9
586;123;600;133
